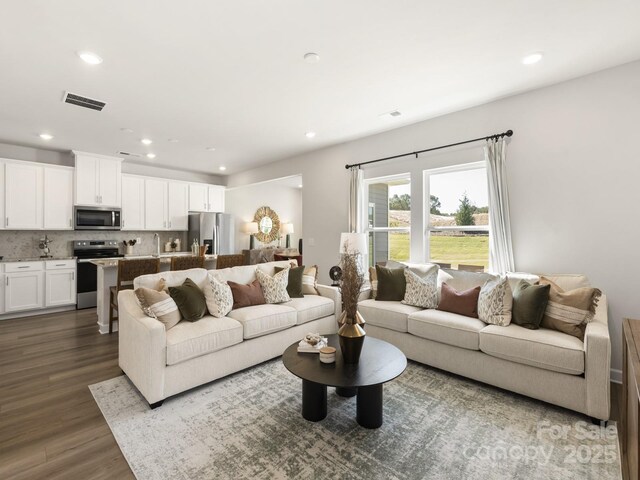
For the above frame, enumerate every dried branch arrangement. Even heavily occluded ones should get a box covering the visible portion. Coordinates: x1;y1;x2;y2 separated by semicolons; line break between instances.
338;244;365;319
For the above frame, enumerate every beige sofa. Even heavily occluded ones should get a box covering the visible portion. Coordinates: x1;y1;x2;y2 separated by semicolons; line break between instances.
359;270;611;421
118;261;340;407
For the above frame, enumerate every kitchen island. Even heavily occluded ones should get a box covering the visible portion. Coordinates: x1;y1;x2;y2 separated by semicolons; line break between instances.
92;253;217;333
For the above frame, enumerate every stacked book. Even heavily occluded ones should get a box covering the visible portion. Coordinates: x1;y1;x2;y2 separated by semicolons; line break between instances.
297;335;328;353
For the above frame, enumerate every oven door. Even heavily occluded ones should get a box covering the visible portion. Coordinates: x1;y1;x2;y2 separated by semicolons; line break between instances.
76;260;98;309
75;207;121;230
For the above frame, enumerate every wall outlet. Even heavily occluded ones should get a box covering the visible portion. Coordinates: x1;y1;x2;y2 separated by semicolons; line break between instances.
136;237;142;244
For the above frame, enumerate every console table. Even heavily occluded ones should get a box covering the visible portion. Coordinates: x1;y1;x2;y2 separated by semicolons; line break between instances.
622;317;640;480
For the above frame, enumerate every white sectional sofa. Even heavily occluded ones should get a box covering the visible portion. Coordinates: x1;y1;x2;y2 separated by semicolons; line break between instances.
118;261;339;407
359;271;611;421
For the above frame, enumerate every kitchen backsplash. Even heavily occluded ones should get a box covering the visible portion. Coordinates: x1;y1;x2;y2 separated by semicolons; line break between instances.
0;231;188;259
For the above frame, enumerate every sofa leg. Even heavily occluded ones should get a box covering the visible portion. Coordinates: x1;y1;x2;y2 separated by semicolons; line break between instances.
589;416;607;427
149;400;164;409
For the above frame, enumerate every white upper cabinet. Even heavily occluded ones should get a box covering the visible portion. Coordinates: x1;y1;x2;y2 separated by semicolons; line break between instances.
188;183;225;212
122;175;145;231
73;151;122;207
189;183;208;212
168;182;189;230
145;179;168;230
43;167;74;230
5;163;43;229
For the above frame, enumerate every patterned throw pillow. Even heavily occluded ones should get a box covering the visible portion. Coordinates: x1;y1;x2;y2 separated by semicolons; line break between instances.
203;273;233;318
369;266;378;299
302;265;319;295
478;276;513;326
256;268;291;304
135;287;181;330
402;268;438;308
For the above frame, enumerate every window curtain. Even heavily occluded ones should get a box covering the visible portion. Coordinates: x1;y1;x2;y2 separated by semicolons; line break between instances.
348;166;364;233
485;138;515;274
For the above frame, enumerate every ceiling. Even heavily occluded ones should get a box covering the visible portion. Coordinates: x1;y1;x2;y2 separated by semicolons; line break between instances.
1;1;639;176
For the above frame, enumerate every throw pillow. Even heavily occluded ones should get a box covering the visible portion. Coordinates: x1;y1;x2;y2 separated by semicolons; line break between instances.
275;265;305;298
228;279;266;309
511;280;550;329
168;278;207;322
134;286;181;330
375;265;406;301
256;268;291;304
539;277;602;340
203;273;233;318
440;268;498;292
478;276;513;326
302;265;319;295
402;268;438;308
437;283;481;318
369;266;378;299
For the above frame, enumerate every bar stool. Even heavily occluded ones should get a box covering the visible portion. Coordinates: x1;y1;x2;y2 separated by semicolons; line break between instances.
215;254;245;269
109;258;161;333
170;255;205;271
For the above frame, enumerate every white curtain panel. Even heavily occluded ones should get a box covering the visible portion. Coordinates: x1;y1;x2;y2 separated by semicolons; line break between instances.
348;167;364;233
485;139;515;274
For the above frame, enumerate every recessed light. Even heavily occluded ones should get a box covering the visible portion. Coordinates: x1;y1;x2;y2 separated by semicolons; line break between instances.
146;153;156;159
77;51;103;65
303;52;320;64
39;133;53;140
168;138;179;143
141;138;152;145
305;131;316;139
120;128;134;133
522;52;543;65
219;166;227;171
380;110;402;118
206;147;216;151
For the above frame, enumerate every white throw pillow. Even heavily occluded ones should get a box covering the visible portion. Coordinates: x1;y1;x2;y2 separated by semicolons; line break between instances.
506;272;540;292
203;273;233;318
478;276;513;326
256;268;291;304
402;268;438;309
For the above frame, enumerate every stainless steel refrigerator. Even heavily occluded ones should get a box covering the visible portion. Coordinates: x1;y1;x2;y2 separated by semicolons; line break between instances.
188;212;235;255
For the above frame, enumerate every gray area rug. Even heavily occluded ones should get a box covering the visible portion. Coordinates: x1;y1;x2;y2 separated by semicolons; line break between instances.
90;360;621;480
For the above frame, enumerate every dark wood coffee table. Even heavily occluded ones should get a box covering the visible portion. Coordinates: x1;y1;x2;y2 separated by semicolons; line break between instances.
282;334;407;428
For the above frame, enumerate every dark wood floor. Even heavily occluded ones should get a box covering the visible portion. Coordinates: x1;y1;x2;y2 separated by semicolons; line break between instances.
0;309;624;479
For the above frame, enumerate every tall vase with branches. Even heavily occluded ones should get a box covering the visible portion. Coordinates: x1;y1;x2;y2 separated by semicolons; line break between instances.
337;243;366;364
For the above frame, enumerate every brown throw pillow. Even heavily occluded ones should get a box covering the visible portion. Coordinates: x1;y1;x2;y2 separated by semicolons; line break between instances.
539;277;602;340
375;265;406;301
228;279;266;309
437;283;481;318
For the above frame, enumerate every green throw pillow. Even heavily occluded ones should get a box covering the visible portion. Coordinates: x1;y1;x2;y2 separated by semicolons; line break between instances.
375;265;406;301
275;265;304;298
168;278;207;322
511;280;550;329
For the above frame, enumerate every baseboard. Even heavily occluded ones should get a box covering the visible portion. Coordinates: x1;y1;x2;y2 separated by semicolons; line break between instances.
0;305;76;321
610;368;622;384
98;319;118;334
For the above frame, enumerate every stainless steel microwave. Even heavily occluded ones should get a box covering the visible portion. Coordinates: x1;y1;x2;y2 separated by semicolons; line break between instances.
74;206;121;230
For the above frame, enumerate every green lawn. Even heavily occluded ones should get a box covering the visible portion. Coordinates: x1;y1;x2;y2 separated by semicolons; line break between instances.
388;233;488;269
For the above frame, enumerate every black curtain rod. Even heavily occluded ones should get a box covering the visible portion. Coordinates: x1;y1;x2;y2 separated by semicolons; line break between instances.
345;129;514;169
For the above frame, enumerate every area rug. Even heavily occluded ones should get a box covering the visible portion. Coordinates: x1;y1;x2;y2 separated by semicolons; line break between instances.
90;360;621;480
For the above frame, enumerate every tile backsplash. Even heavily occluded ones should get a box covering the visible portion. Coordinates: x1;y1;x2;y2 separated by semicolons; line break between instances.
0;231;188;259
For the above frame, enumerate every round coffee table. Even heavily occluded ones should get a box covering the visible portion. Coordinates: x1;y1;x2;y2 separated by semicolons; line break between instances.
282;334;407;429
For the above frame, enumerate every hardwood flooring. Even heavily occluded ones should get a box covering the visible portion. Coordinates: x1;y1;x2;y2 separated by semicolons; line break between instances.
0;308;625;479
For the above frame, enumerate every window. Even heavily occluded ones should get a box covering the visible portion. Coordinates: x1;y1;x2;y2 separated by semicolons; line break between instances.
365;174;411;265
424;162;489;271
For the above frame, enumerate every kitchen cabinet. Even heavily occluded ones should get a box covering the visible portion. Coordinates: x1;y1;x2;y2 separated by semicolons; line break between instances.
5;163;43;229
5;262;45;313
0;162;5;231
73;151;122;207
44;166;74;230
45;261;76;307
122;175;145;230
189;183;225;212
145;178;168;230
168;182;189;230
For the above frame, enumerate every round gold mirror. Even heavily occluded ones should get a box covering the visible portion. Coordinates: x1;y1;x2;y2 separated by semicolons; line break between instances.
253;206;280;243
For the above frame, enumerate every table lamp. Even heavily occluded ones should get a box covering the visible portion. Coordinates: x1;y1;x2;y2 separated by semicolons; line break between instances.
243;222;259;249
281;223;294;248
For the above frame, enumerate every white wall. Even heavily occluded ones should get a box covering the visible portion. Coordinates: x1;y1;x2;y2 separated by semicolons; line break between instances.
225;179;303;253
227;60;640;376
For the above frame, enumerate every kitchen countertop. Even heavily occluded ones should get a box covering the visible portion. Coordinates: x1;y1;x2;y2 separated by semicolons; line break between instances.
0;256;77;263
91;254;216;268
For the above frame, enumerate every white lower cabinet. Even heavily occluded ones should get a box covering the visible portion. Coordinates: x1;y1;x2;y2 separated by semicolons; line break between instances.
5;270;44;313
45;269;76;307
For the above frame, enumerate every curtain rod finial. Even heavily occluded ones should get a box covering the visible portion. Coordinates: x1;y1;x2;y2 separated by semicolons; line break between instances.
506;130;513;137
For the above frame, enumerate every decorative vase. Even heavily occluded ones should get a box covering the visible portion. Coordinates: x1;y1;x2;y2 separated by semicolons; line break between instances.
338;310;366;364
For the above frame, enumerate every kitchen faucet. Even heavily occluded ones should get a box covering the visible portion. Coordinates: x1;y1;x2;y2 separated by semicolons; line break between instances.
153;233;160;257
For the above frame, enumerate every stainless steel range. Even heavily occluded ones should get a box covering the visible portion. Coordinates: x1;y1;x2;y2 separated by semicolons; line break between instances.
73;240;123;309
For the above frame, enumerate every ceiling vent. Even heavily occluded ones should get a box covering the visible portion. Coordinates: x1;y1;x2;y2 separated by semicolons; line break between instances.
117;151;142;158
63;91;106;111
